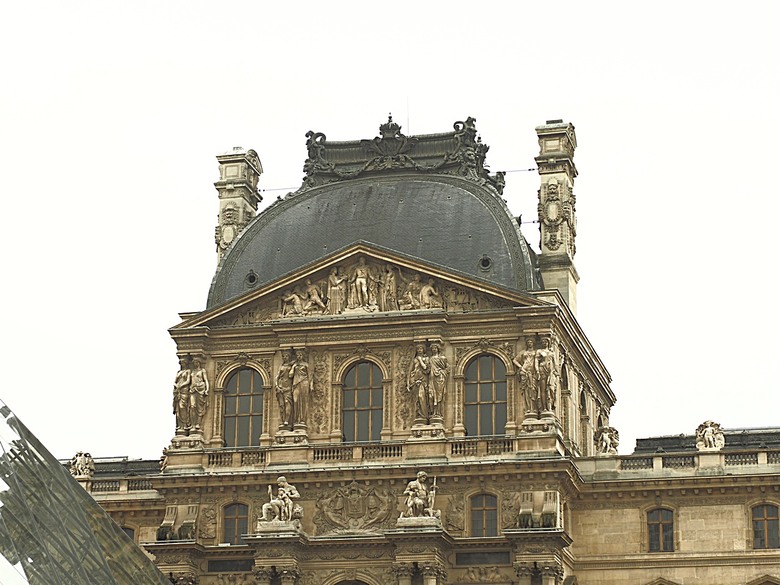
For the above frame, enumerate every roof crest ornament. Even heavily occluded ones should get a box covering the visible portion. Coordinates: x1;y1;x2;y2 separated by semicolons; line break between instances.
296;116;506;196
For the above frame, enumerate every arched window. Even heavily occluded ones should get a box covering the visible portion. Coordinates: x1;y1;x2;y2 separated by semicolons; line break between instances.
121;526;135;542
342;361;383;442
470;493;498;537
464;355;506;436
753;504;780;549
223;368;264;447
647;508;674;552
223;503;249;545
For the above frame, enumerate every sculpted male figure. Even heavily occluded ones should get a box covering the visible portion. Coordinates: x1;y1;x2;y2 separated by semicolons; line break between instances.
261;476;300;522
303;279;327;314
349;257;372;308
513;338;539;414
173;356;192;431
189;357;210;431
401;471;438;518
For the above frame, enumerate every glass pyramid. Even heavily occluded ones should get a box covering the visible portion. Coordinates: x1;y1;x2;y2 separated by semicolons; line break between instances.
0;400;170;585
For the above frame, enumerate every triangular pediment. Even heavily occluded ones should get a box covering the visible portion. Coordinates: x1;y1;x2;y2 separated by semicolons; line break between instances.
747;577;780;585
176;243;544;329
645;579;682;585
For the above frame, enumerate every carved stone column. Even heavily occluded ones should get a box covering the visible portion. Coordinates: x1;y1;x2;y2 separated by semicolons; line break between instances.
254;567;273;585
420;562;446;585
514;562;534;585
391;562;414;585
539;562;564;585
277;565;300;585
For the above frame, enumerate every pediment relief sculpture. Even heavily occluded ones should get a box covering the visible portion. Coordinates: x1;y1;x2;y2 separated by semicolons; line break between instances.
213;256;516;327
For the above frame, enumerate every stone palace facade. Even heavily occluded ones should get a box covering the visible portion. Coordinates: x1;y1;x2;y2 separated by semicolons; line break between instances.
75;118;780;585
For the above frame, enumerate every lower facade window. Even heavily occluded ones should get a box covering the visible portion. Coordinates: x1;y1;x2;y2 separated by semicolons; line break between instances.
753;504;780;549
223;503;249;545
647;508;674;552
471;493;498;537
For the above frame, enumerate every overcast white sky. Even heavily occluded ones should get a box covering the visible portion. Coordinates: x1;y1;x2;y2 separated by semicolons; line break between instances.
1;2;778;460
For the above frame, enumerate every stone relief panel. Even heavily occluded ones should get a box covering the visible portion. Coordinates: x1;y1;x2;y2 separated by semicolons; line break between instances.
395;345;415;430
213;257;513;326
310;351;329;434
696;420;725;450
312;481;396;534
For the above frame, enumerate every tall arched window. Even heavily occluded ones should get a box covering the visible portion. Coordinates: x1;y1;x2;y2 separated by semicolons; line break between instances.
470;494;498;536
753;504;780;549
342;361;383;442
223;503;249;545
647;508;674;552
464;355;506;436
223;368;264;447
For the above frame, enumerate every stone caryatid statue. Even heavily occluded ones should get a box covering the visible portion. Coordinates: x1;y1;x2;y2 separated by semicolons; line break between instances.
68;451;95;478
428;343;449;420
696;420;725;450
399;471;440;520
594;426;620;455
275;350;294;429
536;337;560;413
289;349;311;428
173;356;192;432
189;356;210;432
408;344;432;424
513;338;540;414
259;476;302;525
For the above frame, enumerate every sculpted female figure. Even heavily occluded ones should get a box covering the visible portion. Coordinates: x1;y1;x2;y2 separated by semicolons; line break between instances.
327;268;347;315
536;337;559;413
428;343;449;419
173;356;191;431
513;338;538;414
290;350;311;427
189;357;210;431
275;350;294;428
408;344;431;422
378;264;399;311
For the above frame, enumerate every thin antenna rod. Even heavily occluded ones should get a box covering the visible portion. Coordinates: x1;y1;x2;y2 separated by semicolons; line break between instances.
406;96;410;134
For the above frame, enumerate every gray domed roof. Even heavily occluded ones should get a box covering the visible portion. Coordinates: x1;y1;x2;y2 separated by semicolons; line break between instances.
207;119;541;308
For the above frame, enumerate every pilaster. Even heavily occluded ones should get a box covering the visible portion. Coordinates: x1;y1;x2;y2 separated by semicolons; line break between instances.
535;120;578;314
214;147;263;262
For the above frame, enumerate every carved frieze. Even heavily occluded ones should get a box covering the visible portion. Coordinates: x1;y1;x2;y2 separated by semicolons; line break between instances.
310;351;329;434
313;481;395;534
213;257;512;327
395;345;415;430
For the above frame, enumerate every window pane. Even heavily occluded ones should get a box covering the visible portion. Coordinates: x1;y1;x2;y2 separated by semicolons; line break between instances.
343;389;354;408
238;395;251;414
357;389;370;408
465;405;477;435
648;523;660;552
223;518;235;544
495;381;507;401
357;363;370;387
371;409;383;441
480;383;492;402
494;360;506;378
250;415;263;444
225;395;237;415
465;360;477;380
225;373;238;392
495;403;506;434
479;355;491;375
239;369;251;390
237;417;249;446
471;509;484;537
224;417;236;447
343;412;355;442
372;387;383;407
480;404;493;436
485;508;497;537
357;410;369;441
465;384;477;403
662;524;674;552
